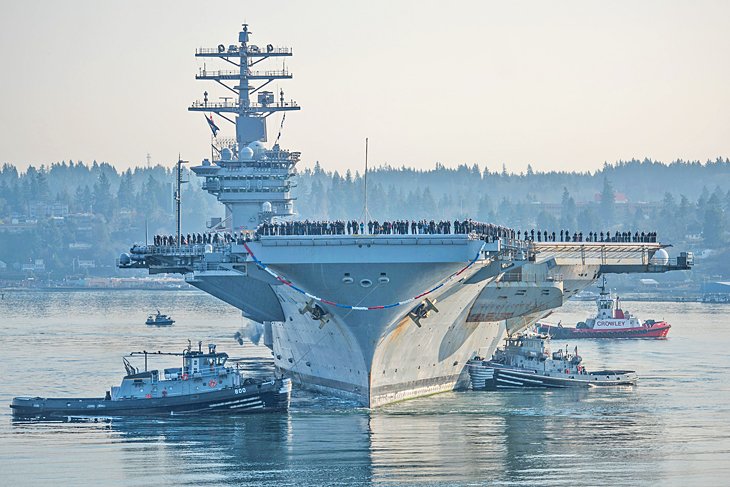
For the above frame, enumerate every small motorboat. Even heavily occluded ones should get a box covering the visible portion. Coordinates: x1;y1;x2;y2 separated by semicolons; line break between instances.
11;341;292;419
146;310;175;326
537;277;670;339
467;333;637;390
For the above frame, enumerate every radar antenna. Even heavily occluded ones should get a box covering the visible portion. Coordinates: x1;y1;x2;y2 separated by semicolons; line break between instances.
189;24;301;230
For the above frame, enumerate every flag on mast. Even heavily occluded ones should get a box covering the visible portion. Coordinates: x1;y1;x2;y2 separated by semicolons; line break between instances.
205;114;220;136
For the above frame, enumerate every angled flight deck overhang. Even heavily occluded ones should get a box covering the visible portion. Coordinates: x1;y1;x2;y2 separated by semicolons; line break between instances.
531;242;693;274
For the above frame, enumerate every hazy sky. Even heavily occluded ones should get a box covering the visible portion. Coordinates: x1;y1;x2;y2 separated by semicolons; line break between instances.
0;0;728;174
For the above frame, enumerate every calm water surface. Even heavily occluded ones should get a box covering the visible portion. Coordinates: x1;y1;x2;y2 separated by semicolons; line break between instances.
1;290;729;486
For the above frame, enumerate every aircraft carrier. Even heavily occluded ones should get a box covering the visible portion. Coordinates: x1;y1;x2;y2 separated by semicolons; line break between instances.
119;24;693;407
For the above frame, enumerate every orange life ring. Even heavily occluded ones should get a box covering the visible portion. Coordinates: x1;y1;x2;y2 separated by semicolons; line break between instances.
181;373;189;381
209;379;217;388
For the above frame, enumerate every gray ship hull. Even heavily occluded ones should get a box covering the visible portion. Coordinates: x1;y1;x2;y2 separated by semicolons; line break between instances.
11;384;289;419
186;235;564;407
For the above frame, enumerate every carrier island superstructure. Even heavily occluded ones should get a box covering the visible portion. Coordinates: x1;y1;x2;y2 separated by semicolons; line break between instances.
119;25;693;407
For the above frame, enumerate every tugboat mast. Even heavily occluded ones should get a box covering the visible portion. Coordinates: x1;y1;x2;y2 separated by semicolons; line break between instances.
599;275;608;295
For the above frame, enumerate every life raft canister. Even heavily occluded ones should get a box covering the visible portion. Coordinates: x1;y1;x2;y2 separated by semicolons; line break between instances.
209;379;217;388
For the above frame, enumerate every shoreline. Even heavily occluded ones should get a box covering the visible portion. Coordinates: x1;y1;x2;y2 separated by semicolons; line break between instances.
0;286;197;293
0;287;725;303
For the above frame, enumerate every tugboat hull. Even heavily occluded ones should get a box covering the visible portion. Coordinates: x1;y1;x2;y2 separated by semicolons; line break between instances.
537;322;670;339
146;319;174;326
468;362;637;390
11;379;291;419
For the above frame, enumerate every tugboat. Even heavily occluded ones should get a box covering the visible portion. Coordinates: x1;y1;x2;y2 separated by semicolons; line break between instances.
10;341;292;419
145;310;175;326
537;277;671;339
467;333;637;390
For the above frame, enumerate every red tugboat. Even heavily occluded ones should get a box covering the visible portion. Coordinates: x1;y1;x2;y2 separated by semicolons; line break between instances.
537;277;671;339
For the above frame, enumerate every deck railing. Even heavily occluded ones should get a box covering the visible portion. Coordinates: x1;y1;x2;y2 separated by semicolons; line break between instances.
498;273;563;283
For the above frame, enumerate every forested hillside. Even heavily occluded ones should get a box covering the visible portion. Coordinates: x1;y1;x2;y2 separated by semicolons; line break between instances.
0;157;728;278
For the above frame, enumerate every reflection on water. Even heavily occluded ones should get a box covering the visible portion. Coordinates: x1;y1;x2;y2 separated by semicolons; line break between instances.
1;291;730;486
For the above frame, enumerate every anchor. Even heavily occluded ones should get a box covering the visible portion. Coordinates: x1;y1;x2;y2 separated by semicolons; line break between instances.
299;299;330;328
408;298;439;327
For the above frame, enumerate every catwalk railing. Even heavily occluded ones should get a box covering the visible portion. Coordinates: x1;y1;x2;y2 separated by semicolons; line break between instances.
532;242;661;265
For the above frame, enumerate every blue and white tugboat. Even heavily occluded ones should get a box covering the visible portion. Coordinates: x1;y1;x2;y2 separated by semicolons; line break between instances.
145;310;175;326
11;342;291;419
467;334;637;390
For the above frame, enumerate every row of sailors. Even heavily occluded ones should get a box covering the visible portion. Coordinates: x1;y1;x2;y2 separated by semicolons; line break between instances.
256;220;515;238
520;230;658;243
153;233;251;246
152;228;657;247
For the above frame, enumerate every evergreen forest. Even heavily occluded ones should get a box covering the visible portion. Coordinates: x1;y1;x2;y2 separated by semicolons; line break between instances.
0;157;729;280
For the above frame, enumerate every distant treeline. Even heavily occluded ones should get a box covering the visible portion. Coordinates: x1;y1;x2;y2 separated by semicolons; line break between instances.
0;157;728;277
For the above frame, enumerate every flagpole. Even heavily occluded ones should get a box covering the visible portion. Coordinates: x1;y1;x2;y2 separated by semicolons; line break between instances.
359;137;373;227
364;137;368;218
175;156;189;248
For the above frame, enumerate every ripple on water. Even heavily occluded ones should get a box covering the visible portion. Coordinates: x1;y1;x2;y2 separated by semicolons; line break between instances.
1;293;729;486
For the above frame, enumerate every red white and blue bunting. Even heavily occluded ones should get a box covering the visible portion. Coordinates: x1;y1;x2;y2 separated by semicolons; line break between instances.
242;242;485;311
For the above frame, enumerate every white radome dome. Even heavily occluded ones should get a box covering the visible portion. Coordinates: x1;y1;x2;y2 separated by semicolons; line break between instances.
262;201;272;212
248;140;266;158
220;147;233;161
650;248;669;265
239;146;254;161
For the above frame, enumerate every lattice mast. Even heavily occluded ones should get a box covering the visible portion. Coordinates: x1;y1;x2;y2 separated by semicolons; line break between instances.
189;24;301;230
